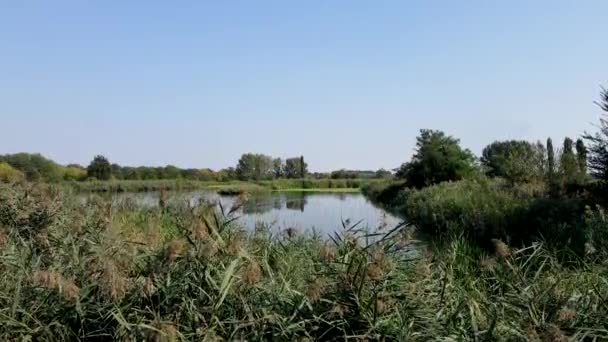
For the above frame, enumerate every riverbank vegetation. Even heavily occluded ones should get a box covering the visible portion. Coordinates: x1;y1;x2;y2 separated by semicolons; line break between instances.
0;152;392;194
363;86;608;260
0;153;393;184
66;178;381;193
1;182;607;340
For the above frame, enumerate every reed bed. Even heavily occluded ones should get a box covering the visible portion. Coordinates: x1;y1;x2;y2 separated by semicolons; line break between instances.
0;182;606;341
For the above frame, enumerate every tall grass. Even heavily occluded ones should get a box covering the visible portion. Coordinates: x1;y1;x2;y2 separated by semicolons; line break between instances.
0;182;607;340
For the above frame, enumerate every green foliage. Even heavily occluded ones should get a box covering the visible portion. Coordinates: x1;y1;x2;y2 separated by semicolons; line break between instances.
330;169;392;179
62;166;86;181
86;155;112;180
0;162;25;182
374;168;393;179
481;140;545;183
362;180;410;210
404;177;531;243
0;153;63;182
258;178;378;190
547;137;555;179
366;176;607;257
560;137;579;180
330;169;358;179
272;158;283;178
576;138;587;173
396;129;476;188
583;86;608;180
284;156;308;179
236;153;274;180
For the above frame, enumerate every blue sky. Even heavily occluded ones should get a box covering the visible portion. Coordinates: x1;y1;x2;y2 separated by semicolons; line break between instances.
1;1;607;171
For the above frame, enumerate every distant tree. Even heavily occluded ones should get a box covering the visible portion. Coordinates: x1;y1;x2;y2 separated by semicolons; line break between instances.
583;86;608;180
163;165;181;179
197;168;216;181
300;156;306;178
86;155;112;180
560;137;579;181
396;129;476;188
236;153;274;180
273;158;284;178
547;137;555;180
310;172;330;179
220;167;237;181
284;157;308;179
110;163;123;179
374;168;393;179
535;140;547;174
331;169;355;179
122;167;141;180
481;140;545;183
180;168;200;180
575;138;587;174
137;167;157;180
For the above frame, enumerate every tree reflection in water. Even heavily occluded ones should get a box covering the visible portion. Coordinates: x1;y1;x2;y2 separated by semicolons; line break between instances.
285;193;307;212
239;192;308;214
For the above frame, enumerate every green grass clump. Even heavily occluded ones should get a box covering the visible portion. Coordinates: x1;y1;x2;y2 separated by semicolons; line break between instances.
0;182;607;340
404;177;529;241
68;179;216;192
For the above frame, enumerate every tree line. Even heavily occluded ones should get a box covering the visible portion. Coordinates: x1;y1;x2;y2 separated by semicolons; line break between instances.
393;86;608;191
394;131;590;189
0;152;394;183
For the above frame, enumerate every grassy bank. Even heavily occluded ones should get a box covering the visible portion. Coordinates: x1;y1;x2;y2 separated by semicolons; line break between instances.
363;177;608;258
0;182;607;340
67;178;379;193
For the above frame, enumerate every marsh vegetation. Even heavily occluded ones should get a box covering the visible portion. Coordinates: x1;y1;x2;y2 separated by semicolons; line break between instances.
1;182;607;341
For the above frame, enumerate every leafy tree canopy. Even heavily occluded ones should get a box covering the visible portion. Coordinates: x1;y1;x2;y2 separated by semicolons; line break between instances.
86;155;112;180
583;86;608;180
284;157;308;179
396;129;476;188
236;153;274;181
481;140;546;183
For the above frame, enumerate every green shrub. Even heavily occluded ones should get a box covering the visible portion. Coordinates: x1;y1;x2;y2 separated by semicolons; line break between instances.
405;177;527;243
362;181;410;210
0;162;24;182
372;177;603;256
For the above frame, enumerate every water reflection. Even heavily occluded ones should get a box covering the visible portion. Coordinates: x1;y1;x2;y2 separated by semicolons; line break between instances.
95;190;402;236
237;192;308;214
285;193;307;212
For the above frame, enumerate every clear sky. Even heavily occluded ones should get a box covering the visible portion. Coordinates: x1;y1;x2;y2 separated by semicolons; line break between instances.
1;1;607;172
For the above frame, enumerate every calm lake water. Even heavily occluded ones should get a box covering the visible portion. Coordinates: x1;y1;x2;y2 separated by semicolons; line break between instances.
96;191;403;237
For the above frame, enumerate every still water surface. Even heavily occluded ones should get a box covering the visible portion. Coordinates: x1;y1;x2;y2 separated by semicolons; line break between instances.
103;191;402;236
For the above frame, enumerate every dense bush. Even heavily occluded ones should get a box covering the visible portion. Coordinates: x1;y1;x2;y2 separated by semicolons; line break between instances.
404;178;530;244
366;177;608;256
362;181;410;210
0;162;25;182
0;153;64;182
